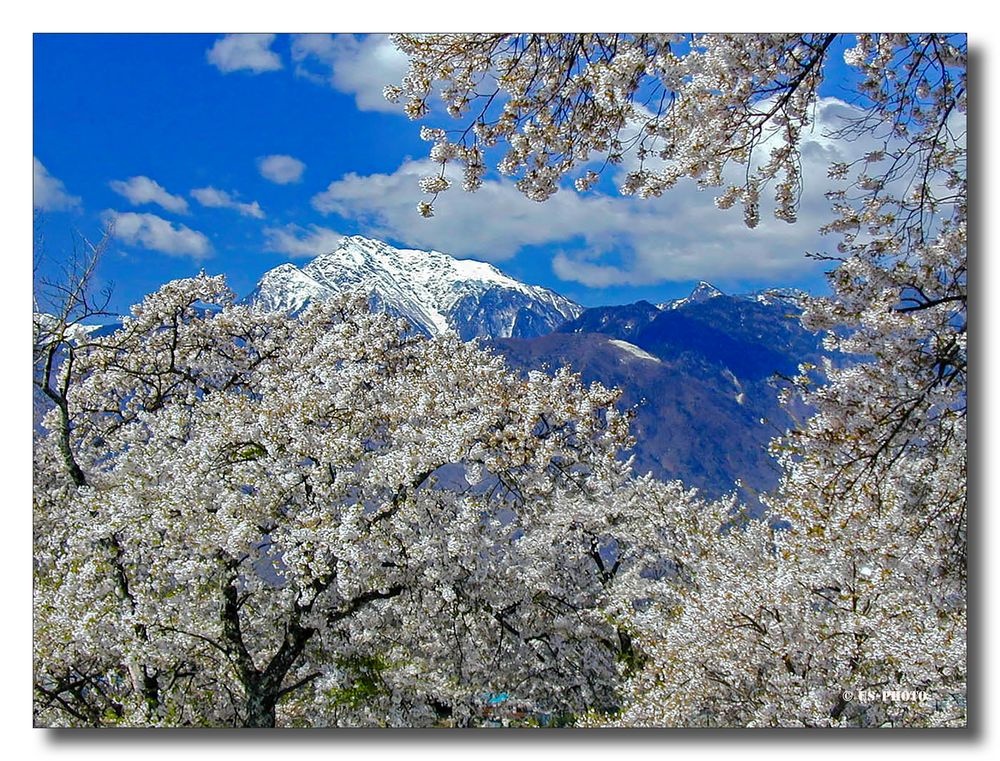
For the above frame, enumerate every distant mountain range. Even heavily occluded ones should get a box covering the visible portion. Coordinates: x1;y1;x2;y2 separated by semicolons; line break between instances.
246;236;828;496
492;287;826;497
40;237;830;498
247;236;582;340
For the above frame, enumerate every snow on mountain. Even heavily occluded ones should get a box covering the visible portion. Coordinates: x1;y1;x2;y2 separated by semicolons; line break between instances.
33;313;115;343
658;280;724;310
650;282;807;312
248;236;582;340
608;339;661;363
749;288;809;308
249;263;331;314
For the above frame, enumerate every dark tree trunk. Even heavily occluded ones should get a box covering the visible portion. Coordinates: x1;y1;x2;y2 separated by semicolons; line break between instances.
243;683;278;728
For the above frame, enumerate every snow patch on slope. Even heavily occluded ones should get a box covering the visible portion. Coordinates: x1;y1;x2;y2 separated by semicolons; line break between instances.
609;339;661;363
722;367;746;405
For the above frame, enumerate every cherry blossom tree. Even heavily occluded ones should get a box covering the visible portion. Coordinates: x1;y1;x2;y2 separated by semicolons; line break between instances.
32;33;967;728
389;33;967;726
33;274;656;727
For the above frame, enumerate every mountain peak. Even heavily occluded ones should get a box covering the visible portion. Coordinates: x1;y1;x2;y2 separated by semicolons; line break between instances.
690;281;724;300
660;281;725;310
248;237;582;340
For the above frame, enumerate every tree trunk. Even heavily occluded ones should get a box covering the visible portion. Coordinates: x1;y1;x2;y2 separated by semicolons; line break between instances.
243;685;278;728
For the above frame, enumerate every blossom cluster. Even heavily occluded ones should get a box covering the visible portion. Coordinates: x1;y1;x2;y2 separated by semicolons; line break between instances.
389;33;837;224
33;276;661;727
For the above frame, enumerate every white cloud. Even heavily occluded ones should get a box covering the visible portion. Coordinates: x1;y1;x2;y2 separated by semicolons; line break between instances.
257;154;305;185
103;210;211;259
552;255;632;289
109;175;189;214
309;98;886;289
263;224;344;258
290;34;408;113
207;34;282;74
312;159;623;262
191;187;265;219
33;157;81;211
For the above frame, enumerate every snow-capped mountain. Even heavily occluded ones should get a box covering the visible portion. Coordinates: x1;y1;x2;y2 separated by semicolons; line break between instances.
657;280;724;310
248;236;583;340
33;313;120;342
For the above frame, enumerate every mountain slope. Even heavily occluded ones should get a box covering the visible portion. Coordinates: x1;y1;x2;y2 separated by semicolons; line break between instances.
558;300;662;340
492;283;829;498
248;236;582;340
493;332;782;498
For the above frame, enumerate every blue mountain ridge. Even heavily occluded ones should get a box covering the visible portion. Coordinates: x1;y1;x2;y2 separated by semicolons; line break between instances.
489;288;827;497
41;243;830;498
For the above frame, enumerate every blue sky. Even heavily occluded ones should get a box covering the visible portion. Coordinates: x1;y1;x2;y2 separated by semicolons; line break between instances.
35;33;875;314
